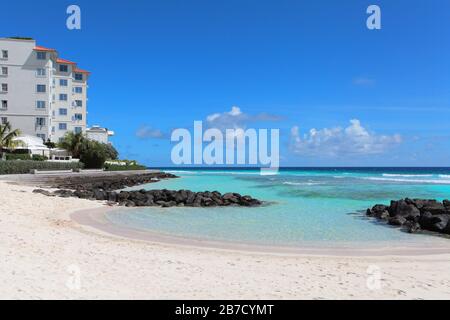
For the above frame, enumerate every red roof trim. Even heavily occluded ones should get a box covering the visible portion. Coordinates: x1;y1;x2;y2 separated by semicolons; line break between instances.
34;45;56;52
73;68;91;74
56;58;76;65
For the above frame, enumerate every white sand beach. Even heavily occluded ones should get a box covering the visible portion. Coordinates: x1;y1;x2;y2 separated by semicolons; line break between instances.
1;179;450;300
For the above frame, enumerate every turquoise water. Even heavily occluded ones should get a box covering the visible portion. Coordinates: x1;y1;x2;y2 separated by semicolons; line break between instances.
105;168;450;246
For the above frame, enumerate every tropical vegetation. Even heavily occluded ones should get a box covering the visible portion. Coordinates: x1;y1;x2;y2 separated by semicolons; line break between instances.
0;121;22;159
58;132;119;169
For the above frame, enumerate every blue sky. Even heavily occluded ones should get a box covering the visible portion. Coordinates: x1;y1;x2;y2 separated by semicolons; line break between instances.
2;0;450;166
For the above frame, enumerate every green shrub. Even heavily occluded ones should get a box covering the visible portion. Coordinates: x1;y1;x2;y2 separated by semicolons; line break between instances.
58;132;118;168
103;144;119;160
5;153;31;161
79;140;108;169
0;160;83;175
6;149;29;154
31;155;48;161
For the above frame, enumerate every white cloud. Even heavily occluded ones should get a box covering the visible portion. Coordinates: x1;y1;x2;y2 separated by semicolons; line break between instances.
205;106;282;131
136;126;165;139
290;119;402;157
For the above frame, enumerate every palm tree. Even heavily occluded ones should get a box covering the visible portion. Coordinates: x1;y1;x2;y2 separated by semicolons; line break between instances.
0;121;22;158
57;132;85;158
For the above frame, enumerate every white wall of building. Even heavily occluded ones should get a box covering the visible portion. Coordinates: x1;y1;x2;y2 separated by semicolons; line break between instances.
0;38;89;143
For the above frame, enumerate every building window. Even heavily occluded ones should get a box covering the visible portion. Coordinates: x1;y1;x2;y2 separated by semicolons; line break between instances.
60;79;68;86
59;64;68;72
1;100;7;110
74;73;83;81
36;134;46;141
37;52;46;60
74;114;83;121
59;94;68;101
36;101;46;109
1;117;7;124
36;117;46;126
59;123;67;130
1;83;7;92
74;86;82;94
1;50;8;59
1;67;7;76
52;126;55;133
59;108;68;116
74;127;82;134
75;100;82;107
36;68;46;76
36;84;46;93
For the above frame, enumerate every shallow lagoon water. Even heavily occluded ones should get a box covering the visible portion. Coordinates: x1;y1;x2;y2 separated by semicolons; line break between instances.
105;168;450;247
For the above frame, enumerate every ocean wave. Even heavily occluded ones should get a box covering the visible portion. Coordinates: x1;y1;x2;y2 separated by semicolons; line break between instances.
166;170;198;174
439;174;450;178
364;177;450;184
166;170;260;175
381;174;433;178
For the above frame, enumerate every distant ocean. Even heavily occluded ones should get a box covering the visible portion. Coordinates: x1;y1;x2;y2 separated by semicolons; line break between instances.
105;168;450;247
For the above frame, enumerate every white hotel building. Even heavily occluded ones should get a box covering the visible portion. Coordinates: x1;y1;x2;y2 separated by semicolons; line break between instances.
0;37;112;143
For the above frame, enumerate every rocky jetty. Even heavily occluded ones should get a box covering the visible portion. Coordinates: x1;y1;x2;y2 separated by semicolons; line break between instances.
366;199;450;235
33;188;262;207
48;172;178;191
31;171;262;208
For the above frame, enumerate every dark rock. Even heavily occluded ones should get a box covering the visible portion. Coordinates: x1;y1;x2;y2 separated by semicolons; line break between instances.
368;205;390;219
162;201;177;207
125;201;136;207
74;190;93;199
409;199;435;210
53;189;74;198
422;202;446;215
391;200;420;221
443;199;450;209
50;172;178;191
404;221;421;233
388;216;407;226
186;192;195;205
33;189;55;197
32;172;263;208
93;189;107;200
367;198;450;238
419;212;450;233
107;192;118;202
223;193;239;203
118;191;130;202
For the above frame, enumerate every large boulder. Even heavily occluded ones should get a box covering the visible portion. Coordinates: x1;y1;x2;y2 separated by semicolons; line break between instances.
419;212;450;233
93;189;107;200
367;204;390;219
388;216;407;226
421;201;446;215
107;191;118;202
118;191;130;202
444;199;450;209
404;221;421;234
407;199;435;210
390;200;420;221
223;193;239;203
